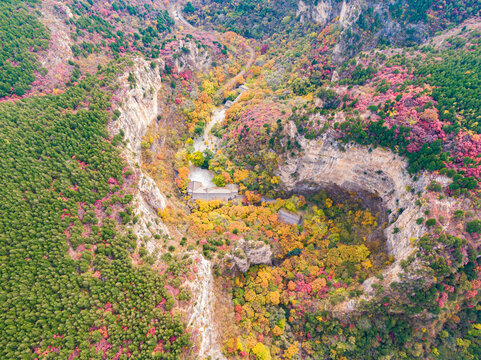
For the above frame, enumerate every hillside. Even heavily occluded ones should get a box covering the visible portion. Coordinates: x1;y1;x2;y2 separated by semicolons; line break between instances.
1;1;481;359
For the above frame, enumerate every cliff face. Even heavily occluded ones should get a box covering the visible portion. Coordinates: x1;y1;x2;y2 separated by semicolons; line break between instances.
38;0;74;93
112;58;169;243
296;0;428;62
278;123;429;291
175;38;213;73
115;58;164;162
297;0;361;27
229;239;273;272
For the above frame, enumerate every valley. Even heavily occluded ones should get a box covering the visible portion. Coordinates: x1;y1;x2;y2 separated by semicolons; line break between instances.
1;0;481;359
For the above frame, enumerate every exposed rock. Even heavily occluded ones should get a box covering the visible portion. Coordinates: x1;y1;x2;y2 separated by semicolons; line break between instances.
296;0;361;28
111;58;170;243
339;0;362;28
132;188;169;253
185;253;226;360
114;58;163;163
278;124;430;290
52;1;73;18
176;39;212;73
139;176;167;211
297;0;335;26
295;0;428;63
331;70;340;83
230;239;273;272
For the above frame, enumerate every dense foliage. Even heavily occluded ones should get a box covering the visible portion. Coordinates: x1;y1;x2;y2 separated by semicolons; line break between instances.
188;0;303;39
173;2;481;359
0;0;49;97
0;71;191;359
69;0;175;58
3;0;481;358
417;32;481;133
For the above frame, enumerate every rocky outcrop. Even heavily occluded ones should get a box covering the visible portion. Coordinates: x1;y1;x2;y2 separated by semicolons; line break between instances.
38;0;73;93
296;0;362;27
338;0;362;28
230;239;273;272
186;253;226;360
111;58;170;244
278;123;429;291
296;0;428;62
175;39;212;73
114;58;163;162
135;175;169;252
138;176;167;211
132;189;169;253
297;0;337;26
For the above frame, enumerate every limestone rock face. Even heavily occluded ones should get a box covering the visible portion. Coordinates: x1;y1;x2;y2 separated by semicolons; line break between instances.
53;1;72;18
339;0;362;28
331;70;340;83
295;0;428;63
278;125;429;287
175;39;212;73
38;0;73;93
111;58;170;245
230;239;273;272
132;189;169;254
296;0;361;28
114;58;163;162
297;0;335;26
139;176;167;212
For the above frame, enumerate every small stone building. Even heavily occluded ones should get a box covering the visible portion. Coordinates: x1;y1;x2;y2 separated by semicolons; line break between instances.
278;209;303;225
187;181;239;202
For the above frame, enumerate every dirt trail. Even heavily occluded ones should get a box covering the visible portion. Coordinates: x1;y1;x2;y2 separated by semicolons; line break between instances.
170;3;255;96
172;4;195;30
168;4;255;358
216;45;255;96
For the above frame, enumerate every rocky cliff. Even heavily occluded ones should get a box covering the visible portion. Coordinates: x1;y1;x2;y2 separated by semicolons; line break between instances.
278;122;429;293
114;58;164;162
296;0;359;27
38;0;74;93
175;38;213;74
229;239;273;272
112;58;170;244
296;0;428;62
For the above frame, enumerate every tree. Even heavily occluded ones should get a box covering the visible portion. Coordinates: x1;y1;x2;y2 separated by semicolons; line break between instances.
252;342;271;360
213;174;226;187
191;151;205;167
466;220;481;234
184;1;196;14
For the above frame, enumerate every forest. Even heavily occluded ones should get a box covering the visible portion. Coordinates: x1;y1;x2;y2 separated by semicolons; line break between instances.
2;0;481;359
0;64;191;358
0;0;49;97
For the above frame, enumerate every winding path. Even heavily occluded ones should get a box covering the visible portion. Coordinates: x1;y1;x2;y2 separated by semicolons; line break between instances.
170;3;255;96
215;44;255;97
171;4;195;30
167;4;257;359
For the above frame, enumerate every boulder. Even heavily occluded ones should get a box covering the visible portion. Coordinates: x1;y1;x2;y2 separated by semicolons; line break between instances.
230;239;272;272
138;176;166;211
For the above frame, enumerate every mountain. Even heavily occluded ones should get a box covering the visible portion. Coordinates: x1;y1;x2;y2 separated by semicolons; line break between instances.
1;1;481;359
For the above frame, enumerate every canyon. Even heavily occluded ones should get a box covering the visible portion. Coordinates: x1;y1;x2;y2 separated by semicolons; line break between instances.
279;124;432;294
